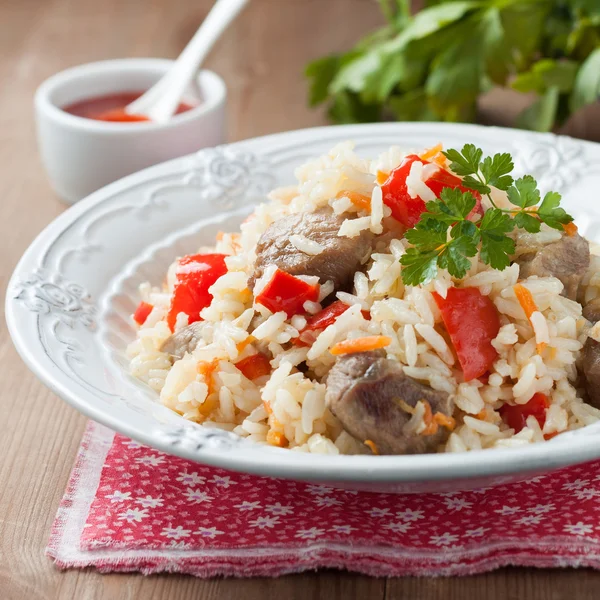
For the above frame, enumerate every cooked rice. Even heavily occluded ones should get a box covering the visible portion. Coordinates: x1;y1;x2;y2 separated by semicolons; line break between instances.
127;141;600;455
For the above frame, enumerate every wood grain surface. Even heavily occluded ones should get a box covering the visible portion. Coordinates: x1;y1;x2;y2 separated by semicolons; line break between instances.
0;1;599;598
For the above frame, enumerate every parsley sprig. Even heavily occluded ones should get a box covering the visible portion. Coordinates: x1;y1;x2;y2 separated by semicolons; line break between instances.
399;145;574;286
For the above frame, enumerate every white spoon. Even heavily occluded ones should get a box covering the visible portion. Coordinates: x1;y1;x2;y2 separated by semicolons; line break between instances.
126;0;249;123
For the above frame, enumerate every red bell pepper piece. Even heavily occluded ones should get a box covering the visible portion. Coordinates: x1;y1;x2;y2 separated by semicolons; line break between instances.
235;352;272;380
255;270;319;317
499;392;550;433
166;253;228;332
133;301;153;325
381;155;483;228
294;300;371;346
295;300;351;345
433;287;500;381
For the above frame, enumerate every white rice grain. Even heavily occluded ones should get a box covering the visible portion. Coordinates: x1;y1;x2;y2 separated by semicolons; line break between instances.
252;311;287;340
338;216;371;238
403;324;418;367
530;311;550;346
405;161;436;201
464;416;500;435
414;323;454;365
289;234;325;256
455;383;485;415
512;362;537;401
370;186;384;234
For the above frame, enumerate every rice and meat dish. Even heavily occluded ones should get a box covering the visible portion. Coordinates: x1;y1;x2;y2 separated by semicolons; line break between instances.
127;142;600;455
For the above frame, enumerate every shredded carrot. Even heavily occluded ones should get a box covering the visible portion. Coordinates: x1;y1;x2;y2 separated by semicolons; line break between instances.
433;412;456;432
197;359;220;396
420;143;443;161
548;346;558;360
267;430;287;448
399;398;454;435
262;399;273;415
514;284;547;355
544;431;560;441
239;288;253;304
376;170;389;185
433;153;448;168
514;283;537;320
475;409;487;420
236;335;256;354
420;400;438;436
364;439;379;455
330;335;392;355
336;190;371;211
563;222;578;237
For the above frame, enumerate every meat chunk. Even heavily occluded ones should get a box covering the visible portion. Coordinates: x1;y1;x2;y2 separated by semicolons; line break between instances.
326;350;454;454
583;297;600;323
160;322;203;359
250;207;374;292
516;233;589;301
581;298;600;409
582;339;600;409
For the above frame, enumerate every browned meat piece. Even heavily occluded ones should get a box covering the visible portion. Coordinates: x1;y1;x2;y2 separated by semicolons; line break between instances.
515;233;589;301
249;207;374;292
583;298;600;323
160;322;203;359
326;350;454;455
581;298;600;409
582;339;600;409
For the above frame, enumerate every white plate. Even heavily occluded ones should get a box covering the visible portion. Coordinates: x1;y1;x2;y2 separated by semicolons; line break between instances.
7;122;600;493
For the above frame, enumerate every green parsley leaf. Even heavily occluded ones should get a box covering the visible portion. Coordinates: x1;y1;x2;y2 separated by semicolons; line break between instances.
461;175;491;195
328;91;382;124
438;236;478;278
478;209;516;270
305;55;341;107
461;144;483;169
439;187;476;219
451;219;479;241
507;175;540;208
514;211;541;233
480;153;514;191
425;26;485;119
442;145;479;177
571;48;600;113
538;191;574;230
400;248;439;286
480;234;515;271
423;201;455;223
516;87;559;133
404;219;447;251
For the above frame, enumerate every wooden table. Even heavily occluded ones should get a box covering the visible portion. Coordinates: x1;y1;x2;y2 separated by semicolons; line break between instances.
1;1;599;597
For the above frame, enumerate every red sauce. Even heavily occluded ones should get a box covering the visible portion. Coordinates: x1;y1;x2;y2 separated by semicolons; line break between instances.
62;91;194;123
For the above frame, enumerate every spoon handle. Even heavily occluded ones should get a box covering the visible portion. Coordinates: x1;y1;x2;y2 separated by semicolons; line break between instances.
128;0;249;123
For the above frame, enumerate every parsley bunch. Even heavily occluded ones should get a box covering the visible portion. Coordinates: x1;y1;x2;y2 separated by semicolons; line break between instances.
306;1;600;132
399;144;574;286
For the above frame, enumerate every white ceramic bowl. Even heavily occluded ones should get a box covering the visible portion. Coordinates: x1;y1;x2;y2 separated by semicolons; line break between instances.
35;58;227;204
8;123;600;494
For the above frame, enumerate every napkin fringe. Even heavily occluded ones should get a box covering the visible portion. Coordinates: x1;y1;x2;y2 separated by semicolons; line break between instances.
48;546;600;578
46;422;600;578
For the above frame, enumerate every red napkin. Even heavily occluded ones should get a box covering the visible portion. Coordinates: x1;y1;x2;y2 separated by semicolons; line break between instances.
47;421;600;577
